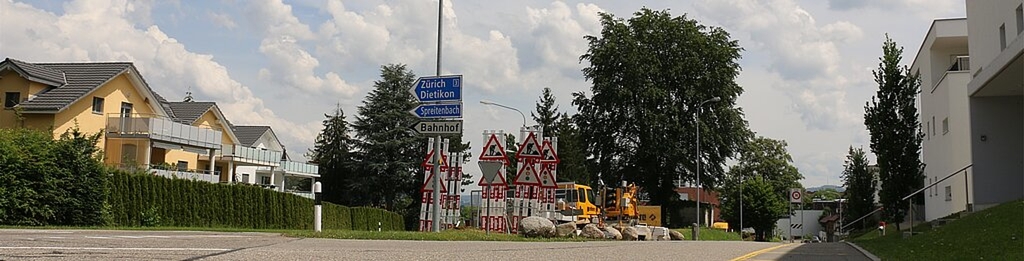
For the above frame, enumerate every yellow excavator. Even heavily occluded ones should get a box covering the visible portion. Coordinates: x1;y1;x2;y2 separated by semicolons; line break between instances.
554;181;647;226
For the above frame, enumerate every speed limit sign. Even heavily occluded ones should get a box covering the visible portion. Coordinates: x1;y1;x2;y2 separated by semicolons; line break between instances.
789;188;803;203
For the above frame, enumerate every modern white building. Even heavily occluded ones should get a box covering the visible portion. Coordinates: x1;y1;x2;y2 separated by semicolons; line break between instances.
914;0;1023;221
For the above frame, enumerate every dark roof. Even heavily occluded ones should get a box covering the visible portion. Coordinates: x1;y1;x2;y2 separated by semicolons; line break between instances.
233;126;270;147
0;58;163;113
167;102;215;124
3;58;65;86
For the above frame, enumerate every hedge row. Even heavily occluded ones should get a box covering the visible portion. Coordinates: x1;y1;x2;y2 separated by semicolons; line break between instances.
107;171;402;231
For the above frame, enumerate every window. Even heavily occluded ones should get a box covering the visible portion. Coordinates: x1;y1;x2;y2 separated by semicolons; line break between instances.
92;97;104;114
4;92;20;108
926;121;931;140
945;186;952;201
260;176;271;185
176;161;188;171
1000;24;1007;51
942;118;949;135
932;116;936;135
1016;5;1023;35
242;174;250;183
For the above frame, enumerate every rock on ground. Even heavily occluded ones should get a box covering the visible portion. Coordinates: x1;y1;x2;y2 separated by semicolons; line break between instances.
555;222;577;238
581;224;604;239
604;226;622;240
669;230;686;240
635;226;652;241
518;217;556;238
621;226;639;241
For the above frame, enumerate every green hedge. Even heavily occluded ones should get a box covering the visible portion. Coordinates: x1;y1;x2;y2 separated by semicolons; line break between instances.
106;171;403;230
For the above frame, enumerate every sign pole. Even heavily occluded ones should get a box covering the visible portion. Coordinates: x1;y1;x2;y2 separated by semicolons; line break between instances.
430;0;443;233
314;181;322;233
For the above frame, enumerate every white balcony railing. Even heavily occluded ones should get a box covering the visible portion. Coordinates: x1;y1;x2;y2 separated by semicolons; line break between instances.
281;160;319;176
149;168;220;183
106;114;222;149
948;56;970;72
221;144;283;166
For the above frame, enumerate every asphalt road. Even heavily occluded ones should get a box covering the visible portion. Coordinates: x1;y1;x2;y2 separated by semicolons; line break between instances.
0;229;872;260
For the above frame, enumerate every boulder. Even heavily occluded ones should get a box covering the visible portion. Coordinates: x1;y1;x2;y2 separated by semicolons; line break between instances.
581;224;604;239
555;222;578;238
518;216;556;238
651;227;670;241
669;230;686;240
635;226;652;241
604;226;622;240
621;226;639;241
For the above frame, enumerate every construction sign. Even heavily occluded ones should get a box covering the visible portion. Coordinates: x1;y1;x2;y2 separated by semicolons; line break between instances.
512;162;541;185
539;139;559;164
538;167;557;188
420;173;448;193
515;132;542;159
478;133;508;162
421;150;450;168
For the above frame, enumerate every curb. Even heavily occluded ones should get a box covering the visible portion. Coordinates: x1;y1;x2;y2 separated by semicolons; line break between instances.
845;242;881;261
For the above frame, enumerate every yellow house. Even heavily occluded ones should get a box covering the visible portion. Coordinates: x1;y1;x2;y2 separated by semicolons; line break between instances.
0;58;317;194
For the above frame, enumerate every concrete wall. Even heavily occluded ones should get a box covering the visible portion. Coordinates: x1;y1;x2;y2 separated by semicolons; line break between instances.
775;210;825;240
969;95;1024;209
922;72;974;221
967;0;1024;75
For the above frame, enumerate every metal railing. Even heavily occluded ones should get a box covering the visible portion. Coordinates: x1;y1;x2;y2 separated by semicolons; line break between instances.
280;160;318;176
221;144;282;165
106;113;222;149
948;56;970;72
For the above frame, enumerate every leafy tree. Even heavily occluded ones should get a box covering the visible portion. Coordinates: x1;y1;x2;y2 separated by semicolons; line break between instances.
720;136;801;236
504;133;518;183
841;146;877;230
574;8;749;227
351;64;423;212
554;114;590;185
309;104;357;206
863;36;924;230
738;175;786;241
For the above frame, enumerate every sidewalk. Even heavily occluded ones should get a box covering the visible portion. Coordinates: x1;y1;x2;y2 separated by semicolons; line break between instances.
736;242;878;261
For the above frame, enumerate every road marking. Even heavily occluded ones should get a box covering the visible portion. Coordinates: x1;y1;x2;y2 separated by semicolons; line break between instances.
730;243;794;261
84;236;113;239
44;236;68;239
0;246;231;251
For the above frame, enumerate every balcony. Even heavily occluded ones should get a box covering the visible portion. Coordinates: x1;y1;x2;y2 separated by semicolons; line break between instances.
280;160;319;177
106;114;222;149
147;164;221;183
220;144;282;166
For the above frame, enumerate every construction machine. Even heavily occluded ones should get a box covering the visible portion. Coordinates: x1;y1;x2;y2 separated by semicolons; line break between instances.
553;181;651;226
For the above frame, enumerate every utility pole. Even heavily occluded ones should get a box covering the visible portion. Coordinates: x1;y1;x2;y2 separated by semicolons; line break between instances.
430;0;443;232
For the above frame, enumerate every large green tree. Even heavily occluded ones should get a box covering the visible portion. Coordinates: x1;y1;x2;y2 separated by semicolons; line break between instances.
308;105;358;206
841;146;877;230
574;8;749;227
864;36;924;230
351;64;424;212
720;136;801;238
532;87;561;135
736;175;786;241
530;88;589;185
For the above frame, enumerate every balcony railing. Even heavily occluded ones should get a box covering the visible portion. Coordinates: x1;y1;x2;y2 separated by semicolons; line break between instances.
106;114;222;149
221;144;282;166
948;56;970;72
280;160;319;176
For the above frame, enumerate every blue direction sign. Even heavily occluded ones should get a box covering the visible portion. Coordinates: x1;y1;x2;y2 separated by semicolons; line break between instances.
410;103;462;118
409;75;462;103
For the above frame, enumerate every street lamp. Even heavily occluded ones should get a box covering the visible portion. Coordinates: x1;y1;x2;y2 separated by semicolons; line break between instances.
694;96;721;241
480;99;527;127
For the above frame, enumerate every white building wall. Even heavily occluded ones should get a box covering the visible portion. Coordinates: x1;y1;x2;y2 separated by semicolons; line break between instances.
967;0;1023;76
236;131;286;185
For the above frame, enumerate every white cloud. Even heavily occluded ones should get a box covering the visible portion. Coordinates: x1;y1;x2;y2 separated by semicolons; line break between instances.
0;0;319;149
696;0;863;130
242;0;313;40
207;11;236;29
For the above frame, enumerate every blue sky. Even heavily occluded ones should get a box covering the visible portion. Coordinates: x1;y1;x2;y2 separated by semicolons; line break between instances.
0;0;966;190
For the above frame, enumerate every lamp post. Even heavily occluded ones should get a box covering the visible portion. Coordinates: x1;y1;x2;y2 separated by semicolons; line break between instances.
694;96;721;241
480;99;527;127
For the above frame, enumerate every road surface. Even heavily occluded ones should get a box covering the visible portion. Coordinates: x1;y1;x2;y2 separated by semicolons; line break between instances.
0;229;872;260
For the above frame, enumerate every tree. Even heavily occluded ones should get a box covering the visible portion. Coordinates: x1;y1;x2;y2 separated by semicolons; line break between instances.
720;136;801;237
863;36;924;230
841;146;877;230
574;8;749;227
812;188;842;201
532;87;561;135
737;176;786;241
309;104;357;206
351;64;423;212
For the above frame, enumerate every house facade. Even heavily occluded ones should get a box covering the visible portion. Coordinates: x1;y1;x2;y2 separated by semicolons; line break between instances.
913;0;1023;220
0;58;317;197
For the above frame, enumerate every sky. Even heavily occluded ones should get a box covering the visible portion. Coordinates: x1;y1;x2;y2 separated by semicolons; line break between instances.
0;0;967;191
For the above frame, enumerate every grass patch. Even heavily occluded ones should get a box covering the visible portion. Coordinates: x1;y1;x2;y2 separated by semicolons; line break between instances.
673;228;742;241
286;228;592;241
851;200;1024;260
